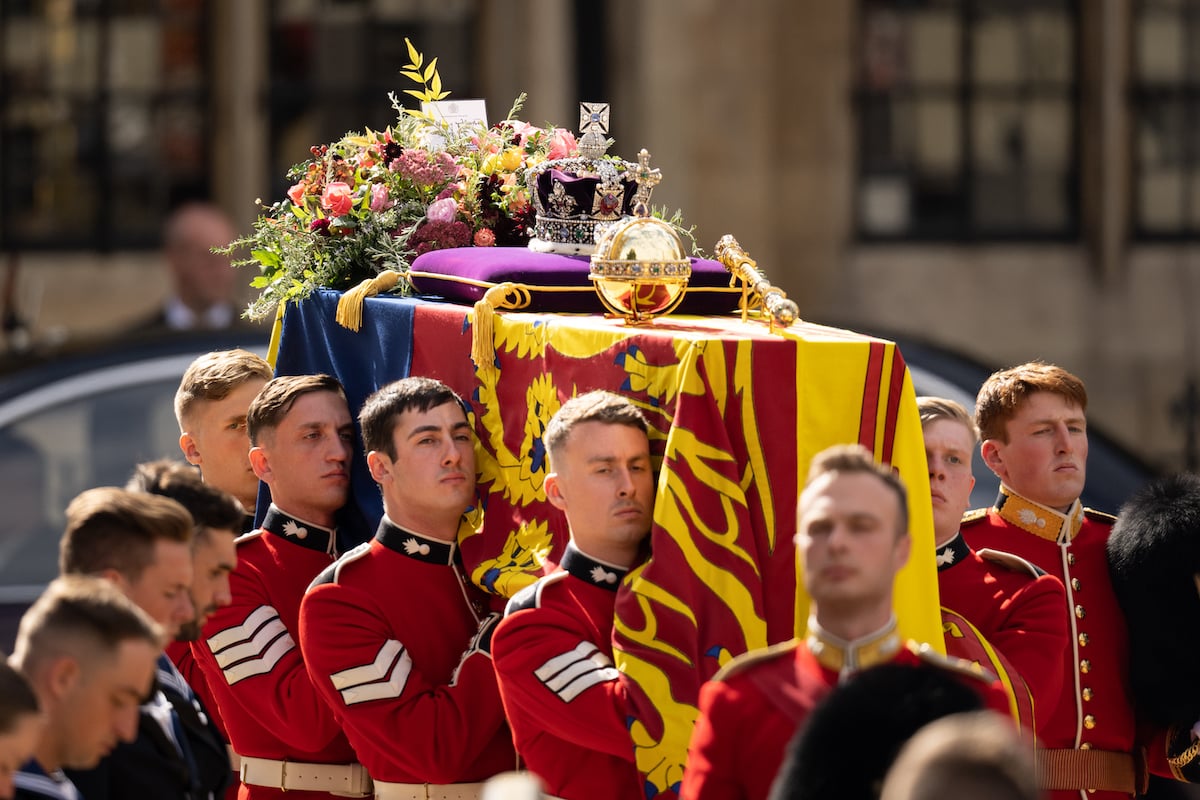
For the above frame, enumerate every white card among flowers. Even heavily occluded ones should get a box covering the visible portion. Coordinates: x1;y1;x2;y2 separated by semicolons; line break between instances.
422;99;489;145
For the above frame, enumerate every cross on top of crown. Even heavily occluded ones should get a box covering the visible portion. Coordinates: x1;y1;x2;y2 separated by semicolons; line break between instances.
577;102;611;160
579;102;610;136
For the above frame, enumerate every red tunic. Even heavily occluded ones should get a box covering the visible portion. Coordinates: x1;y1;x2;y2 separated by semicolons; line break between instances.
298;519;515;784
937;531;1069;737
191;506;357;800
680;622;1011;800
491;544;641;800
962;488;1143;800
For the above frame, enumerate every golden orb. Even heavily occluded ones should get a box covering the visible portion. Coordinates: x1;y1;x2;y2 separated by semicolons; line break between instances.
589;215;691;322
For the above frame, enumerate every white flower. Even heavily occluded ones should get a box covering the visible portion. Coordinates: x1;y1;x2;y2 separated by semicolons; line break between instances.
1018;509;1039;525
403;538;431;556
283;520;308;539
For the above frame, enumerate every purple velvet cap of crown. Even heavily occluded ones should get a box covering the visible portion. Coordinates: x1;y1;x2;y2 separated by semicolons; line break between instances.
533;167;638;219
410;246;741;314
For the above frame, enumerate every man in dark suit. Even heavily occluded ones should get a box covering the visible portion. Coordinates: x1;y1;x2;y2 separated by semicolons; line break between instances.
127;202;258;335
58;486;231;800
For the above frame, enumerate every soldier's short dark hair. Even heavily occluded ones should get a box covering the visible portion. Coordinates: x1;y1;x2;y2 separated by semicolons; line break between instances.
0;660;39;734
126;459;246;545
917;396;979;444
975;361;1087;443
803;443;908;538
11;576;163;676
247;374;346;446
174;349;272;428
60;487;194;580
544;391;649;467
358;377;467;458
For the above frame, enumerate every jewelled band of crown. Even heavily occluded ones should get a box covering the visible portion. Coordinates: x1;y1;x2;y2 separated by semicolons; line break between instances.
715;234;800;328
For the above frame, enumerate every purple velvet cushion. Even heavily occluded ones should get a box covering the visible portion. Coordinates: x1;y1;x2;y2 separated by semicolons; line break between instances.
409;247;741;315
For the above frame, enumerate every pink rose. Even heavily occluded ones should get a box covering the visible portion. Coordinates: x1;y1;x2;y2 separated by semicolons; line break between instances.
321;182;354;217
474;228;496;247
287;182;307;206
426;197;458;224
548;128;578;160
506;119;538;145
369;184;392;212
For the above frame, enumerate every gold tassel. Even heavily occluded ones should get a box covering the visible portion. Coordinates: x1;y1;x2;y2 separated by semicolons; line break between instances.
335;270;403;331
471;282;530;372
266;301;286;367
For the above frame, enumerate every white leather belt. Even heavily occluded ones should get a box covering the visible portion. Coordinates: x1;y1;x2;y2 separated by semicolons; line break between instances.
373;780;485;800
239;755;373;797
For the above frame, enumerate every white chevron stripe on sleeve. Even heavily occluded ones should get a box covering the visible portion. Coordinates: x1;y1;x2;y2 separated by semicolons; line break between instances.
329;640;413;706
205;605;295;685
207;605;279;652
534;641;619;703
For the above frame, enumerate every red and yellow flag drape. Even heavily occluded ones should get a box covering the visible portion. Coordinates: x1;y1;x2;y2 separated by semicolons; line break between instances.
413;307;941;798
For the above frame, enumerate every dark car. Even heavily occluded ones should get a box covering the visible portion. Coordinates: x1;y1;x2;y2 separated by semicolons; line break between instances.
0;329;270;648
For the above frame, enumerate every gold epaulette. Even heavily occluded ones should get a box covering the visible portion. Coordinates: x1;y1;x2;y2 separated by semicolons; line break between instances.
1084;507;1117;524
905;640;997;683
960;508;989;527
712;639;800;683
977;547;1044;579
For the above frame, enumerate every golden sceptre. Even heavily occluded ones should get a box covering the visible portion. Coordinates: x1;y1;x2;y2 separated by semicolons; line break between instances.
714;235;800;330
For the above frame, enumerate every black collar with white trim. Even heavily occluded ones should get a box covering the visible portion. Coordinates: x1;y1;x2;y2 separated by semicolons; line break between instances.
562;543;628;592
935;533;972;572
376;517;457;566
262;505;337;556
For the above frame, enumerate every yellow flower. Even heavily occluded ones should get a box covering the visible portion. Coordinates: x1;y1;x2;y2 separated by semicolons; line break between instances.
481;153;500;175
499;148;523;172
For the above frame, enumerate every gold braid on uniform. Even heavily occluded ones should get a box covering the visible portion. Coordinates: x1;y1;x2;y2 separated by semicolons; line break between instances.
806;615;901;676
1167;726;1200;780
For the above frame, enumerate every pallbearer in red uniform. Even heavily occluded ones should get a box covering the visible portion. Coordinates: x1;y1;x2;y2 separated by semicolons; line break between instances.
960;361;1177;798
918;396;1068;736
682;444;1010;800
491;391;651;800
170;348;274;800
191;375;368;800
298;377;514;800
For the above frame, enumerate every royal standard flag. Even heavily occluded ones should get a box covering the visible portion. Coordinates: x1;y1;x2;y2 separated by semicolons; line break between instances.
274;295;940;799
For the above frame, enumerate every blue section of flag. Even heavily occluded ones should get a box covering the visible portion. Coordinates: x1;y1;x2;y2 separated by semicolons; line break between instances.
261;290;418;550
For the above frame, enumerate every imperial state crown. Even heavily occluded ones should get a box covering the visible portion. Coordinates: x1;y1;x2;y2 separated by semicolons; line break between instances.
525;102;661;255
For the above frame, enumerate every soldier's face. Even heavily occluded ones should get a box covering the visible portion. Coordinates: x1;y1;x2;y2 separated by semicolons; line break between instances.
58;639;158;769
123;539;194;640
797;471;910;615
545;421;654;556
369;401;477;534
180;379;266;511
184;529;238;638
982;392;1087;513
250;391;354;527
923;418;976;545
